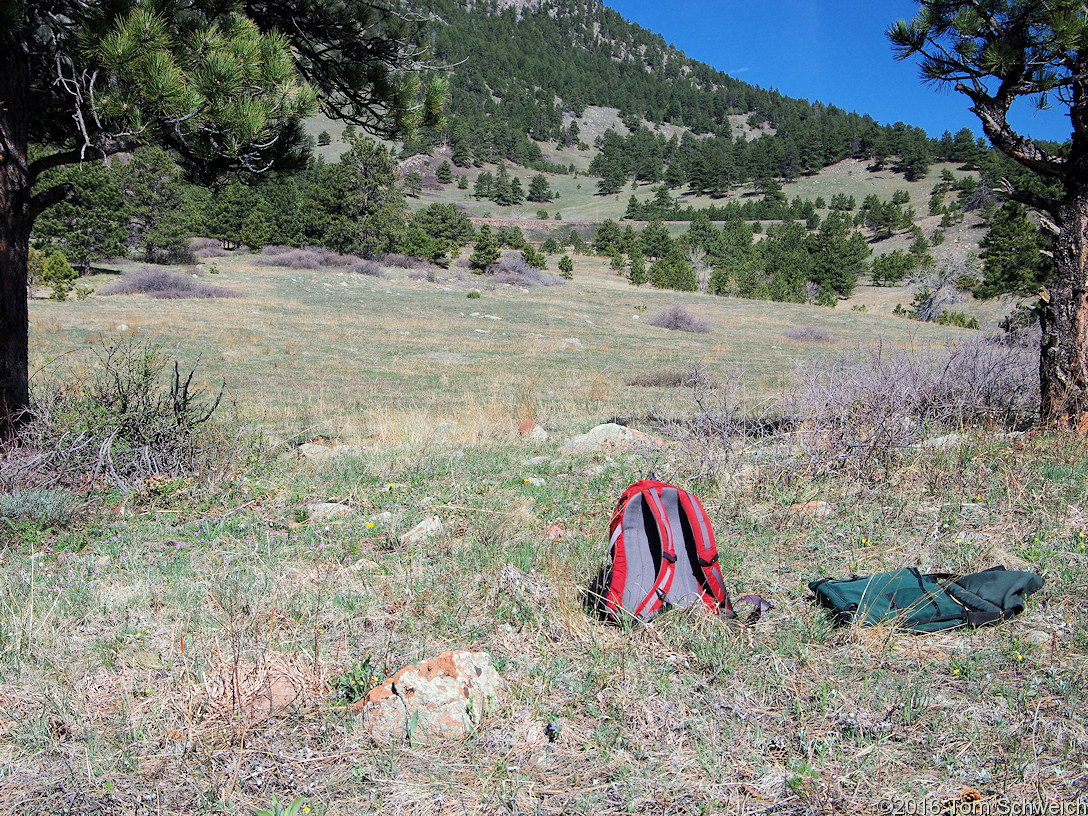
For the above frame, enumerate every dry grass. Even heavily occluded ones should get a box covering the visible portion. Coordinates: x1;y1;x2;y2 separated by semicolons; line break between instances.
10;253;1083;814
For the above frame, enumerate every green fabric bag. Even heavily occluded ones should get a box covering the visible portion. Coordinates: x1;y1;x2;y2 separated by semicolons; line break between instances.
808;566;1044;633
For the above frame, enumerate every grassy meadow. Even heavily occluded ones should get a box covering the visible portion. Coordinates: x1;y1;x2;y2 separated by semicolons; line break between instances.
3;252;1086;815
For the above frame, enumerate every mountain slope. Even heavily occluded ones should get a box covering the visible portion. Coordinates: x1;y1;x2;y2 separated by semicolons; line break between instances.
411;0;941;184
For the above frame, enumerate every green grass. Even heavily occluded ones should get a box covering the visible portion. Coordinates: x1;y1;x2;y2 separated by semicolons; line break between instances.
8;252;1083;814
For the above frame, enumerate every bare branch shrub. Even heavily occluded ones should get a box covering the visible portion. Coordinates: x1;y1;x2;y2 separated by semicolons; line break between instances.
190;237;229;258
688;248;712;293
490;253;564;287
908;250;978;322
780;336;1037;476
2;341;252;490
380;253;413;269
349;259;385;277
626;367;716;388
100;267;243;299
256;247;364;269
782;326;836;343
657;366;763;481
646;304;712;334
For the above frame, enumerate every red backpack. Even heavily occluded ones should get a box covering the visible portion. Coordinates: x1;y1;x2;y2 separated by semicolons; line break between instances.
588;479;734;622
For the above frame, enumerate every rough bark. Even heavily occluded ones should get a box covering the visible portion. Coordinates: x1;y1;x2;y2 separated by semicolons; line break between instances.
1037;48;1088;426
0;29;31;438
1039;181;1088;425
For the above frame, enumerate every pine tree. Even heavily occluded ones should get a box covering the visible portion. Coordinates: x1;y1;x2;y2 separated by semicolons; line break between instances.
593;220;622;255
436;161;453;183
473;172;494;200
41;250;77;301
889;1;1088;422
976;203;1052;299
871;249;916;286
522;246;546;269
558;255;574;279
0;0;446;433
305;137;405;257
411;203;476;249
527;174;551;202
493;166;512;205
638;220;673;260
122;146;188;263
209;181;261;249
32;161;128;275
470;225;500;272
509;176;525;205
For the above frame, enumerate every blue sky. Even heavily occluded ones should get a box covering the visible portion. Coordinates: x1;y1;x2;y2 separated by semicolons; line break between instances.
604;0;1071;144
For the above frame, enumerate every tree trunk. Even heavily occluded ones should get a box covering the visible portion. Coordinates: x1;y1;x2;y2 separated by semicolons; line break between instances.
1038;52;1088;428
0;31;31;438
1039;185;1088;426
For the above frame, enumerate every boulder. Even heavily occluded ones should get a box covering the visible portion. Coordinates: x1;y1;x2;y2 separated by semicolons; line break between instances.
564;423;664;454
353;651;503;745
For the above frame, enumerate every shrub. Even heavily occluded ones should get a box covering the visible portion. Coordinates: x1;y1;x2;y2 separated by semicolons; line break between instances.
349;259;385;277
490;253;564;287
782;326;836;343
781;336;1037;475
256;246;364;269
381;253;413;269
42;250;77;300
0;488;77;527
4;340;250;490
467;290;481;299
626;367;716;388
101;267;243;299
646;304;712;334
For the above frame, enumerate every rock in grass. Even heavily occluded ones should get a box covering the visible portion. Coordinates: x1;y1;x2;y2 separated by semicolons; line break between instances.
787;499;833;519
517;419;549;441
921;433;961;450
306;502;356;523
353;651;503;745
297;442;368;460
564;422;664;454
401;515;443;545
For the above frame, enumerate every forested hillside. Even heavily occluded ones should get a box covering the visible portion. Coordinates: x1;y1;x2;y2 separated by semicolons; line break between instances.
413;0;973;186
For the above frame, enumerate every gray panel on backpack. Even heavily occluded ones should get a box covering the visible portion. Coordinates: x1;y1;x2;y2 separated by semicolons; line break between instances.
660;487;701;607
621;496;659;611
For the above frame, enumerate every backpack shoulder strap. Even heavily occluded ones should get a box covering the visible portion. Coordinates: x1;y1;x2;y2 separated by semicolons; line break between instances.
674;488;734;615
945;567;1045;627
